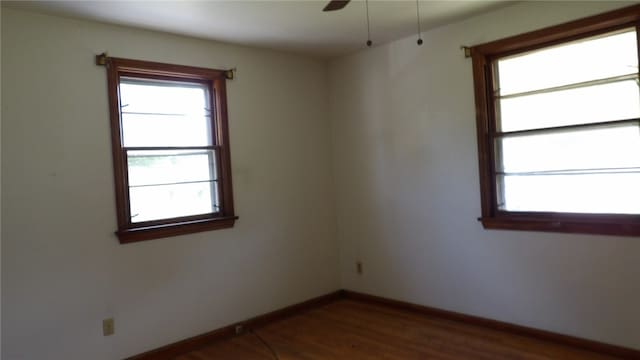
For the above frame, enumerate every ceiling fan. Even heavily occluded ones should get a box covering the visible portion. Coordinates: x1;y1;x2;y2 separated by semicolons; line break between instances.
322;0;424;46
323;0;350;12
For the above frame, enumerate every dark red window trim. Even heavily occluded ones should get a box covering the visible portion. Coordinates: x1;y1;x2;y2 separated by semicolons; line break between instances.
100;57;237;243
470;5;640;236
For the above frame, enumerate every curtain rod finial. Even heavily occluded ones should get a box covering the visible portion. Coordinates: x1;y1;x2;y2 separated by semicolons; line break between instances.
95;52;108;66
461;46;471;58
224;68;236;80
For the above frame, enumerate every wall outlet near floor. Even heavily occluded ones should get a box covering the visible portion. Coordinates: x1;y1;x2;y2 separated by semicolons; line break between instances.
235;324;244;335
103;318;115;336
356;261;363;275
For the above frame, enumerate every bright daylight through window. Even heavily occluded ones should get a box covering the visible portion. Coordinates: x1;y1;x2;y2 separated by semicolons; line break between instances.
471;7;640;235
121;79;218;222
496;29;639;214
101;57;236;243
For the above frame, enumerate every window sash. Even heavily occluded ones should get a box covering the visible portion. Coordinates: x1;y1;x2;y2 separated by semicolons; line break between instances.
119;76;215;147
124;148;221;225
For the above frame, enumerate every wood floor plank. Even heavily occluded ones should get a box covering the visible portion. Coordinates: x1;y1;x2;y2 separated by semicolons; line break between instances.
176;300;621;360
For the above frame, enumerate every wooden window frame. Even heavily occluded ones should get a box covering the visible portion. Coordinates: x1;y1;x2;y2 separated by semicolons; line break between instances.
471;5;640;236
101;57;237;243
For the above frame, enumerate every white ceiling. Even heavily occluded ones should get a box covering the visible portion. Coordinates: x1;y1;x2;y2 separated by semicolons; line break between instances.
3;0;514;58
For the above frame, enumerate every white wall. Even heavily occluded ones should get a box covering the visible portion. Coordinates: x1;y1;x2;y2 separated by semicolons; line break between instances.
4;1;640;359
1;8;339;360
329;0;640;351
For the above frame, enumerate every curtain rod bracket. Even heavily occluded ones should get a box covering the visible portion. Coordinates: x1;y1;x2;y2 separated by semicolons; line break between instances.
224;68;236;80
95;52;108;66
461;46;471;58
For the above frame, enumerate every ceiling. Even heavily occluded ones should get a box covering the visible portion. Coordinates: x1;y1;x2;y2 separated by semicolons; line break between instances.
3;0;514;58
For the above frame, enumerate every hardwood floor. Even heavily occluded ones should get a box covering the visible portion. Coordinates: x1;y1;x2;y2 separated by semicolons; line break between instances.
177;300;620;359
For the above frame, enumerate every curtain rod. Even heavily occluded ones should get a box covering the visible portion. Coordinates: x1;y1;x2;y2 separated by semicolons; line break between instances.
94;52;236;80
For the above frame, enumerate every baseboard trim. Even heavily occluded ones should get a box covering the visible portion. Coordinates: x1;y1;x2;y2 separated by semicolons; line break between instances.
125;290;344;360
126;289;640;359
343;290;640;360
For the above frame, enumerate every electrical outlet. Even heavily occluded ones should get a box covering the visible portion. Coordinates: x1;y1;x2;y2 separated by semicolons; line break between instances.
356;261;363;275
235;324;244;335
103;318;114;336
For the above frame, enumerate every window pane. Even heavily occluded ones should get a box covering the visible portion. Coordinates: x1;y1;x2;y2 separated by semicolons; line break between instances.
120;78;209;116
122;113;212;147
498;80;640;132
499;173;640;214
497;29;637;96
120;78;212;147
127;149;217;187
497;125;640;173
129;182;217;223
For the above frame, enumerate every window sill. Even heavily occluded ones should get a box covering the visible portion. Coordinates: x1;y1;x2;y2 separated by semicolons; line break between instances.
116;216;238;244
479;215;640;237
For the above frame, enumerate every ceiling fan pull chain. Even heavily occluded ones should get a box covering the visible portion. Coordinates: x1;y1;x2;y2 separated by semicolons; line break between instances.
365;0;372;47
416;0;423;45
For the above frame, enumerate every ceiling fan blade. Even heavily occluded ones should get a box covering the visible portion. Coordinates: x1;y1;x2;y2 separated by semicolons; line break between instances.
323;0;350;12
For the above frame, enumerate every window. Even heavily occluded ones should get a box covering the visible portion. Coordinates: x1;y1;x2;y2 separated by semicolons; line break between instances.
100;57;236;243
471;5;640;236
